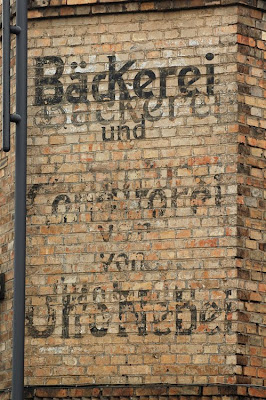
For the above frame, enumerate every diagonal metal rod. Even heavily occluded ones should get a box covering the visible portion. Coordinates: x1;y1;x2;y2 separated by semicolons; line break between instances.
12;0;28;399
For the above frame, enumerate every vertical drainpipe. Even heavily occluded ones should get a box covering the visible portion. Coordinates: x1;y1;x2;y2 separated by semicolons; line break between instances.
12;0;27;398
2;0;27;399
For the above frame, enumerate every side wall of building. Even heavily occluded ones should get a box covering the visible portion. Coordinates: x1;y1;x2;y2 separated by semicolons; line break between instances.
25;3;239;387
0;0;265;398
236;4;266;389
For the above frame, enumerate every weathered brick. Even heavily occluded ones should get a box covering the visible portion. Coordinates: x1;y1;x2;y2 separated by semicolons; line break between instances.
0;0;265;396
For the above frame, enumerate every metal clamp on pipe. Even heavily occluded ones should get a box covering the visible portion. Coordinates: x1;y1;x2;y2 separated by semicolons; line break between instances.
10;25;21;34
2;0;22;152
10;113;22;123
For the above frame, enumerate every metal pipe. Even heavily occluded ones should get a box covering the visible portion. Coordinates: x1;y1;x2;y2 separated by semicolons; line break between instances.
2;0;11;152
12;0;27;399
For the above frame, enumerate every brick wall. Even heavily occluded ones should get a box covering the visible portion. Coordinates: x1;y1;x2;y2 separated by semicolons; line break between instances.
0;132;14;390
1;383;266;400
236;5;266;388
0;0;265;398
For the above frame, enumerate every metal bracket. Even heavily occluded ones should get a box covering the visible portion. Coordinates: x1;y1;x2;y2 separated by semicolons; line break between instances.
0;274;5;300
10;113;22;123
10;25;21;35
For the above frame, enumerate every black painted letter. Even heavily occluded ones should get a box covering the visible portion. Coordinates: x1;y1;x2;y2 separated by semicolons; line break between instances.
35;56;64;106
